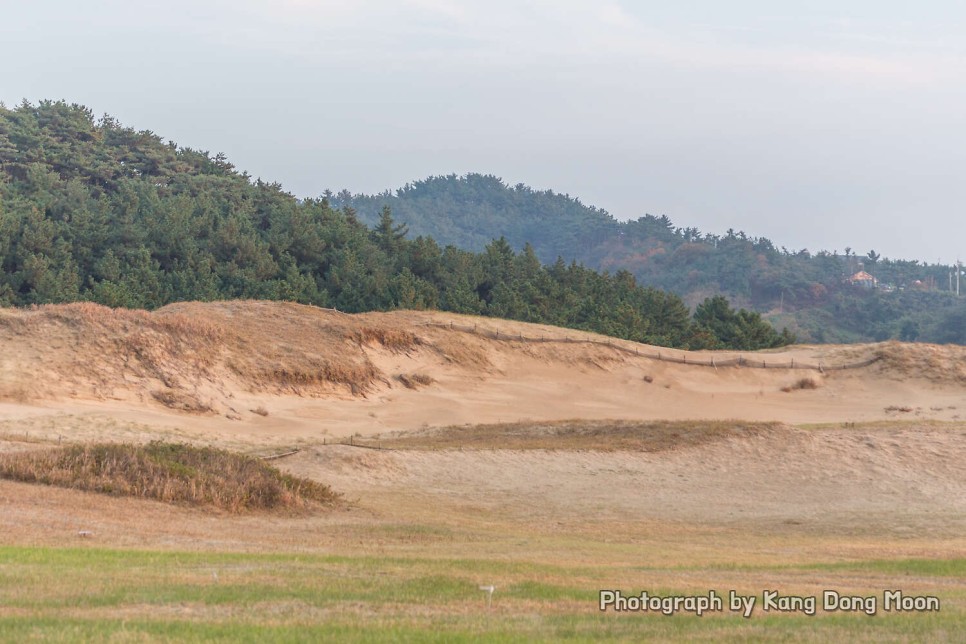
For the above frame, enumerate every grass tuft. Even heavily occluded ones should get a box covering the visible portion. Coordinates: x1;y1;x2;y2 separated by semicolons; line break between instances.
367;419;781;452
0;442;340;512
396;373;436;389
151;390;215;414
347;327;422;352
781;377;821;393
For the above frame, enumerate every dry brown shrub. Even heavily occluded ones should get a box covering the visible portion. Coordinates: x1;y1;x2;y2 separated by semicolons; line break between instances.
347;327;421;351
151;390;215;414
781;377;821;393
250;406;270;416
255;361;378;390
0;442;340;512
396;373;436;389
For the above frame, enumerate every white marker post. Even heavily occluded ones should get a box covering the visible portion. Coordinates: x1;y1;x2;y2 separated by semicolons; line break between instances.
479;585;495;610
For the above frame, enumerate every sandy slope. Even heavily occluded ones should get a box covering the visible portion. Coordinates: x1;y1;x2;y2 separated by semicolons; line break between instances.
0;301;965;556
291;423;966;535
0;300;962;446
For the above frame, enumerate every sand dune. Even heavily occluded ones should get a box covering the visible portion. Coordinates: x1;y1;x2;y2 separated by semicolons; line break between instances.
1;300;965;556
0;301;962;446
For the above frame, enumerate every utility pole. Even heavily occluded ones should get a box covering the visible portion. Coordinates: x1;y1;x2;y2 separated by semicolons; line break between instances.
958;260;962;296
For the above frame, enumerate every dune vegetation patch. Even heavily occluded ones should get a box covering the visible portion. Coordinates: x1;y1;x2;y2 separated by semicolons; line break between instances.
781;377;822;393
874;341;966;383
150;389;216;414
395;373;436;389
367;419;782;452
0;442;340;512
347;326;422;352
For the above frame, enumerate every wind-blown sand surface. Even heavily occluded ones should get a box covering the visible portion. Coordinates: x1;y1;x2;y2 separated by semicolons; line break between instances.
0;300;964;560
0;300;962;442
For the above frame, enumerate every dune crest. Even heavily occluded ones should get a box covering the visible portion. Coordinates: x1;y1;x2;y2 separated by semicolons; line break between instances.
0;301;962;441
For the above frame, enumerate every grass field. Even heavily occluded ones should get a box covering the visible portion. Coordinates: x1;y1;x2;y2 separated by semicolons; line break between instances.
1;546;964;642
2;422;965;641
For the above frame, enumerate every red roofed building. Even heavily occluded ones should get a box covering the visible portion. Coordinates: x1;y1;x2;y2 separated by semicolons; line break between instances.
848;271;877;288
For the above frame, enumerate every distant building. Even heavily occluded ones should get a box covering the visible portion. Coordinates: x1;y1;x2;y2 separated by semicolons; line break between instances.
848;271;877;288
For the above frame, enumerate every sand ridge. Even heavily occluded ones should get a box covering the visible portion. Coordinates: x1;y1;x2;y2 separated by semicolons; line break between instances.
0;301;962;445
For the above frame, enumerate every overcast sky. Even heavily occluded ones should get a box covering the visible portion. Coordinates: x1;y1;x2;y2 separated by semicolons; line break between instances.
3;1;965;262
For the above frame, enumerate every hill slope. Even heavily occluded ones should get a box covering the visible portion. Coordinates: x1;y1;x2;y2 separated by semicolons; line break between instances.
334;174;966;344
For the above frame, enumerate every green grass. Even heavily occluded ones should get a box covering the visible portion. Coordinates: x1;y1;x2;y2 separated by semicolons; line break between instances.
802;558;966;577
0;546;964;642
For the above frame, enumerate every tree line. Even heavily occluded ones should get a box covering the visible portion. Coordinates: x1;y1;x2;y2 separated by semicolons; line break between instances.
0;100;792;350
335;174;966;344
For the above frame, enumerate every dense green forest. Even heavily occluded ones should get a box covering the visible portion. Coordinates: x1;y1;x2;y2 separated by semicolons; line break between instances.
336;174;966;344
0;100;792;350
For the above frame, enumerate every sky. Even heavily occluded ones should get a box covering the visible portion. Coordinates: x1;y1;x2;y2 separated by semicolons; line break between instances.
3;1;965;263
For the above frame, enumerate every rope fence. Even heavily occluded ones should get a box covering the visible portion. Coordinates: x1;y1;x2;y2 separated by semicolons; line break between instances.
417;322;882;372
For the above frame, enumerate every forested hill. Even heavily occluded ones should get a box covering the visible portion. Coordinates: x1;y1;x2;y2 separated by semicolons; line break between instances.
332;174;620;264
334;175;966;344
0;100;791;351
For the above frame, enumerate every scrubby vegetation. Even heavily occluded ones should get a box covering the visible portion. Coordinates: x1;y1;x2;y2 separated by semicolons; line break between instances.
396;373;435;389
364;419;779;451
0;441;338;511
0;100;790;350
781;377;821;393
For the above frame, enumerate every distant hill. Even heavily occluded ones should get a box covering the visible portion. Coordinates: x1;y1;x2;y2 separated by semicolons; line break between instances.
333;174;966;344
0;100;792;351
330;174;620;263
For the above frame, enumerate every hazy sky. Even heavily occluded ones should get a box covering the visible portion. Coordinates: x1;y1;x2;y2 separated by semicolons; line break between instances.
3;1;965;262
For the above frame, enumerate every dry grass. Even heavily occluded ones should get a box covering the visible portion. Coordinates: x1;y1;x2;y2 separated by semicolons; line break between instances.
0;382;32;403
781;376;821;392
151;389;215;414
347;326;422;352
874;341;966;383
365;419;781;451
1;301;390;401
0;442;340;512
240;362;379;393
396;373;436;389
